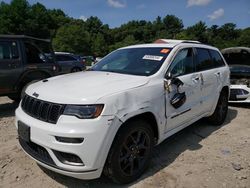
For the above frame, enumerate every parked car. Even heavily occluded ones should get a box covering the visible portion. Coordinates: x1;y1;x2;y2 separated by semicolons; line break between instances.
55;52;86;73
81;55;96;66
0;35;59;101
221;47;250;103
95;57;102;63
16;39;230;184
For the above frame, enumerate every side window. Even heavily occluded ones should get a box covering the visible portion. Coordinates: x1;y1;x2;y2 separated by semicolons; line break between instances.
57;55;76;61
24;42;44;64
195;48;213;71
169;48;194;77
209;50;225;67
55;55;63;61
0;41;19;60
64;55;76;61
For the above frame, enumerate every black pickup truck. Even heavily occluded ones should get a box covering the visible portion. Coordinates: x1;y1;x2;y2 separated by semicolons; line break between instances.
0;35;59;101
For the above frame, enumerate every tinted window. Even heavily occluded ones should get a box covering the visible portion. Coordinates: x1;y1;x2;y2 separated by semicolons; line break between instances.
222;50;250;66
169;48;194;77
56;55;77;61
210;50;225;67
196;48;213;71
0;41;19;60
92;48;172;76
25;42;44;64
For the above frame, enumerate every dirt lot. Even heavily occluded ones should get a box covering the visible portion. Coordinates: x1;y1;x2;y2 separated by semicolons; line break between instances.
0;96;249;188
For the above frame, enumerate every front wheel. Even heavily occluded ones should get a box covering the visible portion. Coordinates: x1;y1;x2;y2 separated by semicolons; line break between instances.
104;119;154;184
207;90;228;125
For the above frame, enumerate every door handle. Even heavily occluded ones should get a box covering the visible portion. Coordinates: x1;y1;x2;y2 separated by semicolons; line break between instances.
215;72;221;76
192;76;200;82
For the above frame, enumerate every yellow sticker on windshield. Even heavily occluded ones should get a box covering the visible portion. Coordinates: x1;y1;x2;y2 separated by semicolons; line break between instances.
160;49;170;54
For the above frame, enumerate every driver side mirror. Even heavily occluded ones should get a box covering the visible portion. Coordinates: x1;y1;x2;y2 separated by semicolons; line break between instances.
165;72;172;80
165;72;186;109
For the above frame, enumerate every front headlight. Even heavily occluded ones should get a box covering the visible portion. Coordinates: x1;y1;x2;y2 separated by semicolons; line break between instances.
63;104;104;119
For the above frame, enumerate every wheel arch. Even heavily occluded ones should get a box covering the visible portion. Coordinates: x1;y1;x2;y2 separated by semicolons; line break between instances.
118;112;159;145
221;85;229;99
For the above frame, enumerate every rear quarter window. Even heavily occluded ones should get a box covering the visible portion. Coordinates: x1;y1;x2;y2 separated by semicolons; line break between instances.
209;50;225;67
195;48;214;71
0;41;19;60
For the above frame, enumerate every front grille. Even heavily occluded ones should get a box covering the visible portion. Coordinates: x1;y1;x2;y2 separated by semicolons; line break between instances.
19;137;55;167
21;95;65;124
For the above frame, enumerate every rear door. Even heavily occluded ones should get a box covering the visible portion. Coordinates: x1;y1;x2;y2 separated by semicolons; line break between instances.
194;48;219;112
56;55;77;73
165;48;202;132
0;40;23;94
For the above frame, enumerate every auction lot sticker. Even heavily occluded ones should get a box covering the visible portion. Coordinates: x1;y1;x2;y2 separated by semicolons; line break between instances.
143;55;163;61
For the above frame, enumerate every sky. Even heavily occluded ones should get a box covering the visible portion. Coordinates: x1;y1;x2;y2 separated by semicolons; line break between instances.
2;0;250;28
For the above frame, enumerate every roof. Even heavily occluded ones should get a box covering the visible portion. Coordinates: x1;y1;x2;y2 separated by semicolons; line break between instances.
121;39;215;50
0;35;50;42
221;47;250;54
154;39;201;44
55;52;73;55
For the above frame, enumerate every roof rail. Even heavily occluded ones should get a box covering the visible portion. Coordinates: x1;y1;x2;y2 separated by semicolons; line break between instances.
154;39;200;44
0;34;50;42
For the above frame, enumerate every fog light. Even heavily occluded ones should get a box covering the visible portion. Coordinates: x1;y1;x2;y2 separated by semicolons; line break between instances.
55;136;84;144
53;150;84;166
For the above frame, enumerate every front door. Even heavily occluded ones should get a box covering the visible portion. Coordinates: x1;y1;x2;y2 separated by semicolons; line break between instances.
165;48;202;132
0;40;22;94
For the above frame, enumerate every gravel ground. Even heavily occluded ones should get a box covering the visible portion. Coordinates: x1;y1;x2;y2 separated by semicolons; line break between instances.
0;96;249;188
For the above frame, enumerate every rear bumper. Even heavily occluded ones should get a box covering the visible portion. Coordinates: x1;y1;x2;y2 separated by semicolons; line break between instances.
229;85;250;103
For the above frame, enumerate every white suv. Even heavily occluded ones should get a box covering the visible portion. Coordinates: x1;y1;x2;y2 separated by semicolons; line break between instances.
16;39;230;184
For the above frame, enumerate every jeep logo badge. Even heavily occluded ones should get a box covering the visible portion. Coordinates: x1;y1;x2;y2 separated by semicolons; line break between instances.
32;92;39;98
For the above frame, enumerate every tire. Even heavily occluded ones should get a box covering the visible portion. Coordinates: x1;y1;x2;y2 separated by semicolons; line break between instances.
71;67;81;72
8;94;21;102
207;90;228;125
8;80;40;102
104;119;154;184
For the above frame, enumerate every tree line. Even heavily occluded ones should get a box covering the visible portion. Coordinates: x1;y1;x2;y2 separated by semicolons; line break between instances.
0;0;249;57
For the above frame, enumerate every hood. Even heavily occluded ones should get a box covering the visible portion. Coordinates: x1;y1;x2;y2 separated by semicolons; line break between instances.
25;71;149;104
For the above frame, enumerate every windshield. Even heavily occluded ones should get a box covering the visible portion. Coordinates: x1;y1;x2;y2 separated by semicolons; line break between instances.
222;51;250;66
91;47;172;76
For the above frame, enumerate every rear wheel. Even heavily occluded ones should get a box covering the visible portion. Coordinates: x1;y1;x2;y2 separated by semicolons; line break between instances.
104;119;154;184
207;90;228;125
8;94;20;102
71;67;81;72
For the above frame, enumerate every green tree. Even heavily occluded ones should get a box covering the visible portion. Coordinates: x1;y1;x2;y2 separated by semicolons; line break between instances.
163;15;183;38
237;28;250;47
91;33;108;57
186;21;208;43
52;23;91;54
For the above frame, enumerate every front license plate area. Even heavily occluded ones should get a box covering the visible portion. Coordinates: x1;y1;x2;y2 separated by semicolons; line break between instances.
18;121;30;142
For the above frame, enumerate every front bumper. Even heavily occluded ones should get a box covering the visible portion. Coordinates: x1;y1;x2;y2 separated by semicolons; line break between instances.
229;85;250;103
15;106;120;180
